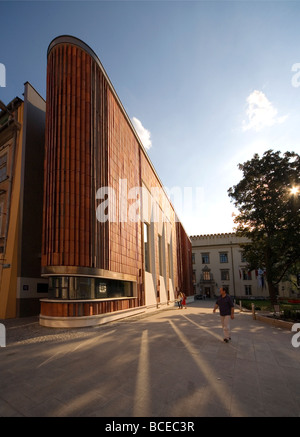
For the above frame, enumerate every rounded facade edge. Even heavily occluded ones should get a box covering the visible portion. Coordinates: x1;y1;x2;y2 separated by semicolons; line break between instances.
41;265;137;283
47;35;142;153
47;35;101;66
47;35;170;208
47;35;111;91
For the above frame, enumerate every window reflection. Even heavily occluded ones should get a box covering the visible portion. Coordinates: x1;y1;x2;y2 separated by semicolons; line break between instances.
48;276;134;300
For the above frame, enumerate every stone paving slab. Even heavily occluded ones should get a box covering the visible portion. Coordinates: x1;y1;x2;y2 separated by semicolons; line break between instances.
0;300;300;418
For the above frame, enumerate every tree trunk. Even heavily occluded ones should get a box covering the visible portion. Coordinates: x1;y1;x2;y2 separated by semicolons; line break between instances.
265;247;278;306
267;280;277;305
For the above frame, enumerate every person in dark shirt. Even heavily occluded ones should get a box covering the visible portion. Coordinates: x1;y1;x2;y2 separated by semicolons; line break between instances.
213;287;234;343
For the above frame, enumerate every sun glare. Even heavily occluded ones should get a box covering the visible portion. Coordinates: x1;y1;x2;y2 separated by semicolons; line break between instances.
290;186;299;195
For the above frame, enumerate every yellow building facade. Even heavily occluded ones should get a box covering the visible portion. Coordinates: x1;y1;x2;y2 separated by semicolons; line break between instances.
0;83;48;318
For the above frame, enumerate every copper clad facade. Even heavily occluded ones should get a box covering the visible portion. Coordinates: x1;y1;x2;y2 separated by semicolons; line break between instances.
41;36;193;326
43;43;95;268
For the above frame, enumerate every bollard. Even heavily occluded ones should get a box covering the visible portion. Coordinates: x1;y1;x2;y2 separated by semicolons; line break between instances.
251;303;256;320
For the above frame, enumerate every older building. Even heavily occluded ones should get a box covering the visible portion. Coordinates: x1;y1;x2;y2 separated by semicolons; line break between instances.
0;83;48;318
40;35;193;327
191;233;297;300
191;233;268;300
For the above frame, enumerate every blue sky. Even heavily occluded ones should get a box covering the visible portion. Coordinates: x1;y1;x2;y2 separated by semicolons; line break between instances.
1;0;300;236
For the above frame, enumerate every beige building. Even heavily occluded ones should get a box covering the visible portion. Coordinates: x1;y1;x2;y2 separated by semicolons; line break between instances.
191;233;269;300
191;233;298;300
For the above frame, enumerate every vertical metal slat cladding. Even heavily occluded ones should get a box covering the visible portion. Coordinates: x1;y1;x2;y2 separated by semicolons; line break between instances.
42;42;93;269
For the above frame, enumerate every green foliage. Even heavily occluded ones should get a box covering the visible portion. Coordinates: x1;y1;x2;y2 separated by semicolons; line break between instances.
228;150;300;303
283;308;300;321
238;299;273;311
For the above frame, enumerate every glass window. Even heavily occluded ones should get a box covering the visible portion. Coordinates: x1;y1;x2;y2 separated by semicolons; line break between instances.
245;285;252;295
168;244;172;279
144;222;151;272
219;252;228;263
78;278;93;299
203;271;211;281
48;276;135;300
202;253;210;264
48;277;64;299
69;277;79;299
158;235;163;276
0;154;7;182
221;270;230;281
242;270;252;280
95;278;133;298
96;282;107;298
60;277;69;299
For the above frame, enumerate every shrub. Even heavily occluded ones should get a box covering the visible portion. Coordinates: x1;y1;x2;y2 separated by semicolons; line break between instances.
283;309;300;321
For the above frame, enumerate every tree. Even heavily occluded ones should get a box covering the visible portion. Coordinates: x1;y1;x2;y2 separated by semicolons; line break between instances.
228;150;300;305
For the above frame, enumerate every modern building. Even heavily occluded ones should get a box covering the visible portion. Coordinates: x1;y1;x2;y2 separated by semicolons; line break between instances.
0;82;48;318
191;233;297;300
39;35;193;327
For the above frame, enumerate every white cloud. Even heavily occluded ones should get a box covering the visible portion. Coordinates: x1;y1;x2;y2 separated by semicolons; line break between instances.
242;90;288;132
132;117;152;150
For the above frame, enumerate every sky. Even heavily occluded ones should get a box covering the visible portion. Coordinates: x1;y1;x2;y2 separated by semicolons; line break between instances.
1;0;300;236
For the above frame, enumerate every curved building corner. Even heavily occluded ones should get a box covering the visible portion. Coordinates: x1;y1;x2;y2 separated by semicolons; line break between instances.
40;35;193;327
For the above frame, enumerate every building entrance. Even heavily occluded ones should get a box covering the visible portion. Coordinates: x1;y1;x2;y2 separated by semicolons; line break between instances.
204;287;211;298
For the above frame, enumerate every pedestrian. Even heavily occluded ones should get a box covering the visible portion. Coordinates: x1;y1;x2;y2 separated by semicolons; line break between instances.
213;287;234;342
177;291;183;309
181;292;187;309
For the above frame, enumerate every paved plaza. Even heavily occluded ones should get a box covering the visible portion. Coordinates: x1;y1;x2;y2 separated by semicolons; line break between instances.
0;300;300;418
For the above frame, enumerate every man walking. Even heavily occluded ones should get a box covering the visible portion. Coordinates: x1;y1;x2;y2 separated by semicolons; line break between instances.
213;287;234;343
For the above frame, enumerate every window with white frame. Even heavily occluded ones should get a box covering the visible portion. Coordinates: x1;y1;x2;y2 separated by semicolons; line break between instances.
245;285;252;295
